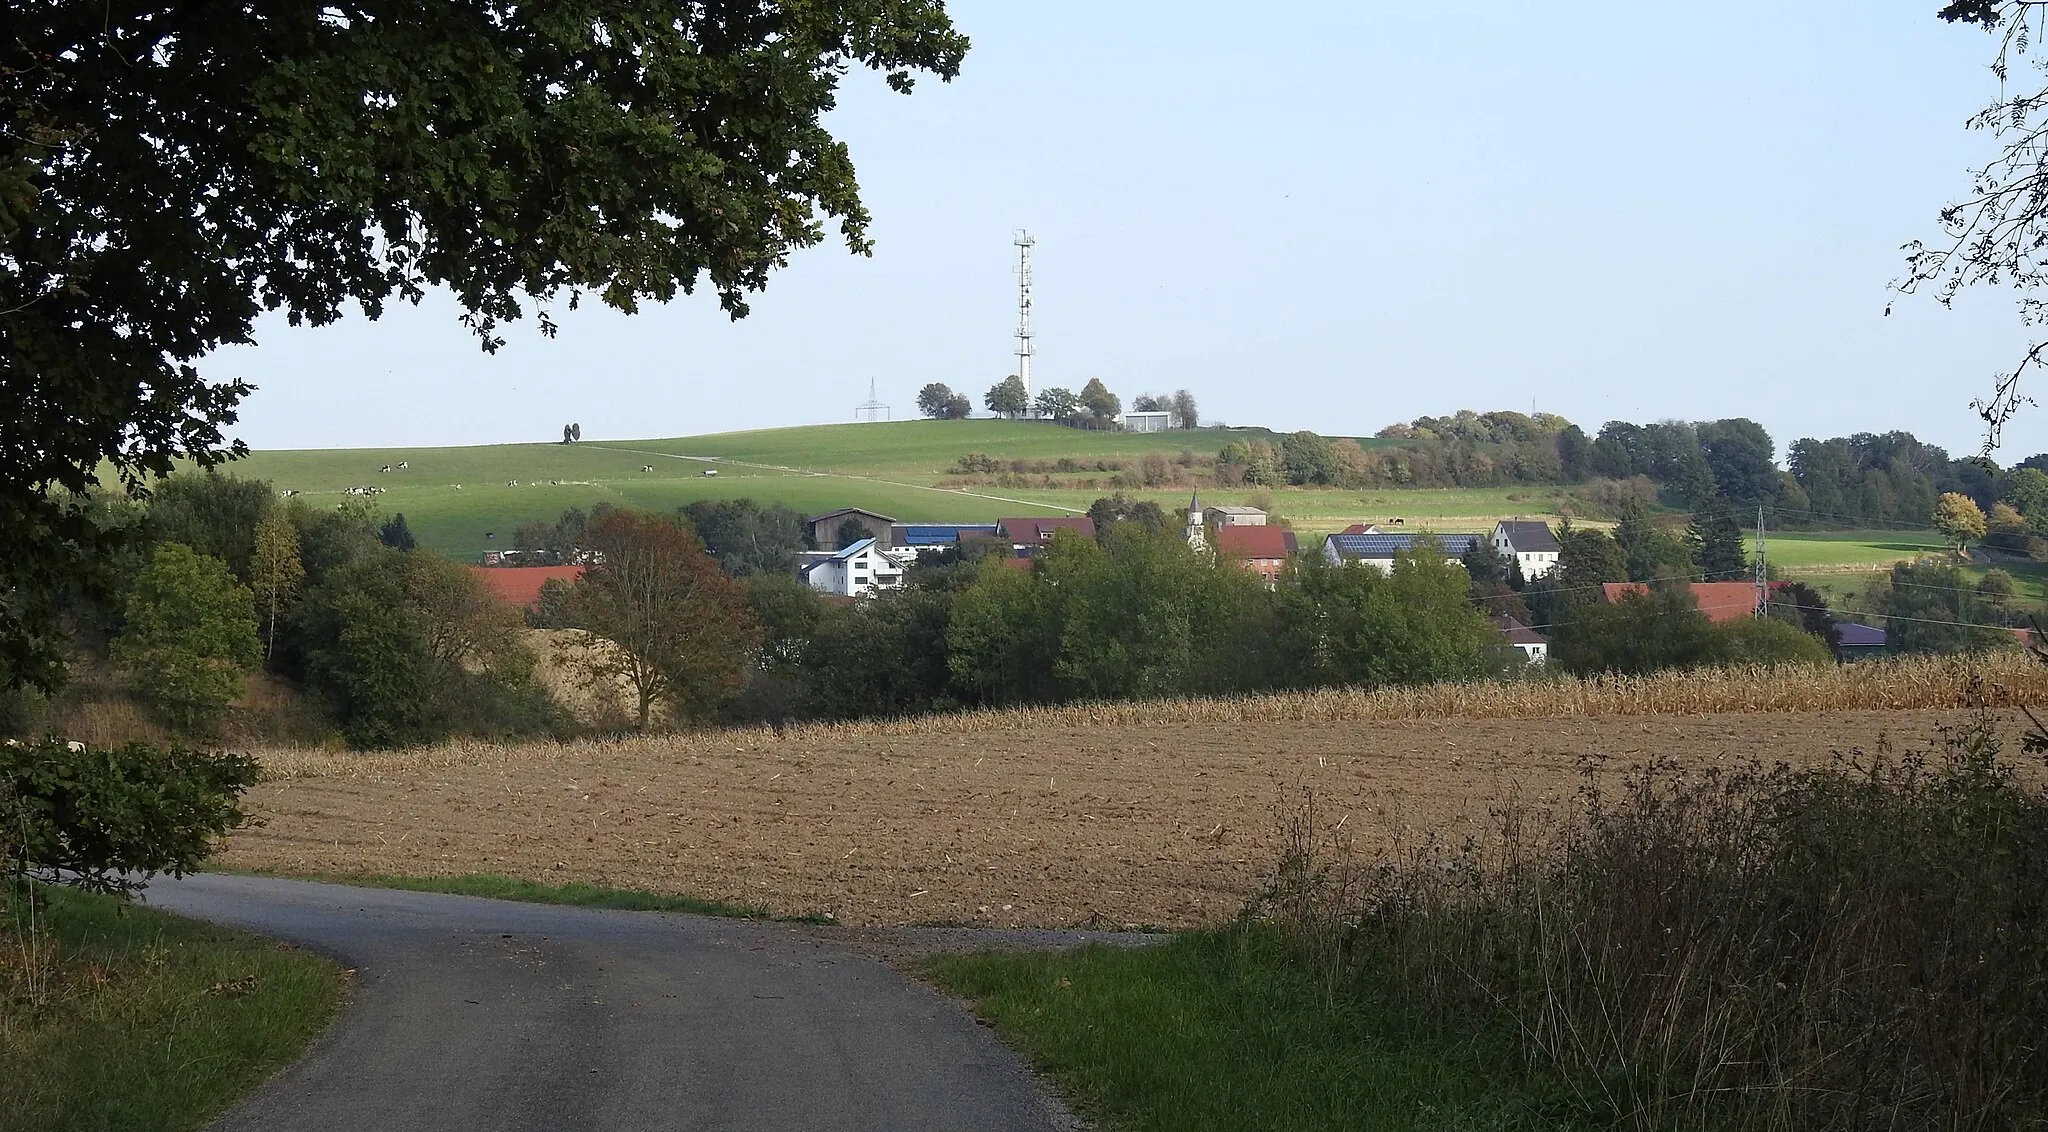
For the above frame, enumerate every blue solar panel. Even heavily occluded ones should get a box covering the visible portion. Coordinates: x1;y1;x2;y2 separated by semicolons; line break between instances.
1328;533;1482;558
897;525;1000;545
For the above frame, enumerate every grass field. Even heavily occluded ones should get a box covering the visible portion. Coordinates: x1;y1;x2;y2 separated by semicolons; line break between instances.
2;885;342;1132
220;420;1956;567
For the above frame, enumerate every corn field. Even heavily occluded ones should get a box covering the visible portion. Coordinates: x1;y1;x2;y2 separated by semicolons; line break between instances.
253;652;2044;781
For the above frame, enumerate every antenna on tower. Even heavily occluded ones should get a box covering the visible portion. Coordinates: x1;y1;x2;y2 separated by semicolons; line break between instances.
1014;230;1035;401
854;378;891;423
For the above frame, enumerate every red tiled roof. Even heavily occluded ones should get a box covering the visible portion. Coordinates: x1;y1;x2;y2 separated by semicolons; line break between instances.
1599;581;1760;624
998;516;1095;542
1492;615;1548;646
1215;525;1295;560
471;565;584;610
1339;523;1380;535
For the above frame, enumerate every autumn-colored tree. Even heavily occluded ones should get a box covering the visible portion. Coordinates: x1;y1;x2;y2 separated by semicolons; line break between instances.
567;511;760;728
1933;492;1989;554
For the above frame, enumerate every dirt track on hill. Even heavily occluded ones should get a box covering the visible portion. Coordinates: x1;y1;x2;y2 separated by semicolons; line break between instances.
221;709;2020;930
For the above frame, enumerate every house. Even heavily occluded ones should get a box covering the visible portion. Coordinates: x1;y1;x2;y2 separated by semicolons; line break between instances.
1122;411;1172;433
1322;532;1484;573
1491;521;1561;579
470;565;585;611
1833;622;1887;660
1216;525;1297;587
1598;581;1761;623
997;516;1096;545
798;538;903;597
1204;505;1267;527
1337;523;1385;536
1493;615;1548;664
806;507;896;551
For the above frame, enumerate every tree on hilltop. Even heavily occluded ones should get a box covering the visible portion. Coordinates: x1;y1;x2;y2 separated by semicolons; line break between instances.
1033;387;1080;422
918;383;972;420
1171;389;1199;429
1078;378;1121;423
0;3;967;692
985;375;1028;419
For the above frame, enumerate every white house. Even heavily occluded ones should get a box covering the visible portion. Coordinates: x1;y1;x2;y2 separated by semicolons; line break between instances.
1494;615;1549;664
798;538;903;597
1122;410;1172;433
1203;505;1267;527
1492;521;1561;579
1322;532;1485;574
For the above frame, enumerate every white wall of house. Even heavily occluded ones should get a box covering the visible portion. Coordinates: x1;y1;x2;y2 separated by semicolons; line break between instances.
802;540;904;597
1492;525;1560;579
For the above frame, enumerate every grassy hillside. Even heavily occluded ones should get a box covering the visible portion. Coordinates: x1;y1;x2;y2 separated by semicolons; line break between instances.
221;420;1945;569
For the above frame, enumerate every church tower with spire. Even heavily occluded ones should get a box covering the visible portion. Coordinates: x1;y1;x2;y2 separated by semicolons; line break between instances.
1185;491;1207;551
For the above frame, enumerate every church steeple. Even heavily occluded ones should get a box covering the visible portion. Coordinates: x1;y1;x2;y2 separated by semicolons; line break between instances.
1185;490;1206;550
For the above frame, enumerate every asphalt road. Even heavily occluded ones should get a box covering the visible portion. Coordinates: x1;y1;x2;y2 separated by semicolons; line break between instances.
144;874;1097;1132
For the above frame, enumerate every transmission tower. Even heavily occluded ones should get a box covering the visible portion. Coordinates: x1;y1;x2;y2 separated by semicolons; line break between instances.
854;378;890;423
1014;230;1035;401
1754;505;1768;618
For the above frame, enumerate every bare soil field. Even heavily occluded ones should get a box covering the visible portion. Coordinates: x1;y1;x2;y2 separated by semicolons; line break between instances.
218;707;2024;930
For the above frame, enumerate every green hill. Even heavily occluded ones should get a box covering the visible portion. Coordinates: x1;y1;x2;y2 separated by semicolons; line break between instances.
217;419;1939;571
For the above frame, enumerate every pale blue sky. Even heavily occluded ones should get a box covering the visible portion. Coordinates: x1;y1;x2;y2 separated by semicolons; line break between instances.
217;2;2040;460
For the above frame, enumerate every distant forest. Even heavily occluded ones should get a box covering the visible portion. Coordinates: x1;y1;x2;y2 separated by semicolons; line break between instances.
1289;410;2031;529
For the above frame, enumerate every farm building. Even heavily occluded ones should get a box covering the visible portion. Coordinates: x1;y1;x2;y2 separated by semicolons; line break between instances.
470;565;584;611
806;507;896;551
798;538;903;597
1493;615;1548;664
1833;622;1887;660
1338;523;1385;535
1599;581;1761;623
998;516;1096;545
1322;532;1484;573
890;523;1002;549
1204;505;1267;527
1121;410;1172;432
1215;525;1296;587
1491;521;1561;579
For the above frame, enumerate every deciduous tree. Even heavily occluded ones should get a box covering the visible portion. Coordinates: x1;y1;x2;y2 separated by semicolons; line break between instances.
1170;389;1200;430
1032;387;1080;422
984;375;1029;418
250;510;304;662
917;383;972;420
1934;491;1989;554
112;544;260;736
1078;378;1122;422
0;2;966;690
567;511;759;728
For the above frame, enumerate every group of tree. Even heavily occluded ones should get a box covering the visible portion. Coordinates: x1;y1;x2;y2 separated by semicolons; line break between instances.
916;378;1197;430
560;423;583;444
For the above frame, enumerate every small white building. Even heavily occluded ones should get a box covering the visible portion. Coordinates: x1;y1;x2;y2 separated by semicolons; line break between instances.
1492;521;1561;579
798;538;903;597
1494;615;1549;664
1122;410;1172;433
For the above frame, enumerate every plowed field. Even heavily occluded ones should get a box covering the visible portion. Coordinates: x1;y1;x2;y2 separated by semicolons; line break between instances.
221;709;2020;929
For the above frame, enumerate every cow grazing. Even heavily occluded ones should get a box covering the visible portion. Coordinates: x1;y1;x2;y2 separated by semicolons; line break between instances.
380;465;392;473
396;460;408;469
641;465;655;472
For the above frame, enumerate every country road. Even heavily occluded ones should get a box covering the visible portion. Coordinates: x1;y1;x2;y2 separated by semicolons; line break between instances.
144;874;1122;1132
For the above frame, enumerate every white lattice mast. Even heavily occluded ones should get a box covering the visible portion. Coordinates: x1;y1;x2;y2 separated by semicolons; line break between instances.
1014;230;1035;400
1754;505;1768;618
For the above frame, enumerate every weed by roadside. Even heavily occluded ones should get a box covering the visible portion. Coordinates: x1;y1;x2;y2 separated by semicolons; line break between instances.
1;882;342;1132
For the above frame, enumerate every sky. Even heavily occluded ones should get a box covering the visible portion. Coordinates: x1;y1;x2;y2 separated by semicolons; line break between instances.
214;1;2048;462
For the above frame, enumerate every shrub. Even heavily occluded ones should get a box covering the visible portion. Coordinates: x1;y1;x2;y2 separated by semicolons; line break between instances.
111;544;260;737
2;738;260;897
1274;717;2048;1131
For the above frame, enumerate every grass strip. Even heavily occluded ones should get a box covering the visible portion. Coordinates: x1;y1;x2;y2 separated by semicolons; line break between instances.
224;869;834;922
925;925;1588;1132
2;883;344;1132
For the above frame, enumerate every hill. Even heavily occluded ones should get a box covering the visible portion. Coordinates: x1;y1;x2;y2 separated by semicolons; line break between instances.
223;419;1941;571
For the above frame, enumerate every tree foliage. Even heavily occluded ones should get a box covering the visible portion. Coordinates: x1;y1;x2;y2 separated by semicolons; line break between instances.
1687;498;1749;581
1032;386;1080;422
1077;378;1121;423
679;498;807;576
2;738;261;897
112;544;260;736
0;2;966;690
566;510;759;728
1934;492;1989;553
983;375;1029;418
250;510;305;662
917;382;972;420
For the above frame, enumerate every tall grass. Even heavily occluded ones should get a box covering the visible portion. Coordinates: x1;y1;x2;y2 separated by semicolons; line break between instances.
1266;717;2048;1131
253;651;2045;780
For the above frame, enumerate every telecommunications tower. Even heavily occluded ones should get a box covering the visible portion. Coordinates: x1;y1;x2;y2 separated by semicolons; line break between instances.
1014;230;1035;400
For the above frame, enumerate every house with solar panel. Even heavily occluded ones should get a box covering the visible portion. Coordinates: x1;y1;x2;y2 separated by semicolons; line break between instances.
797;538;903;597
1322;531;1486;573
1491;520;1561;579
